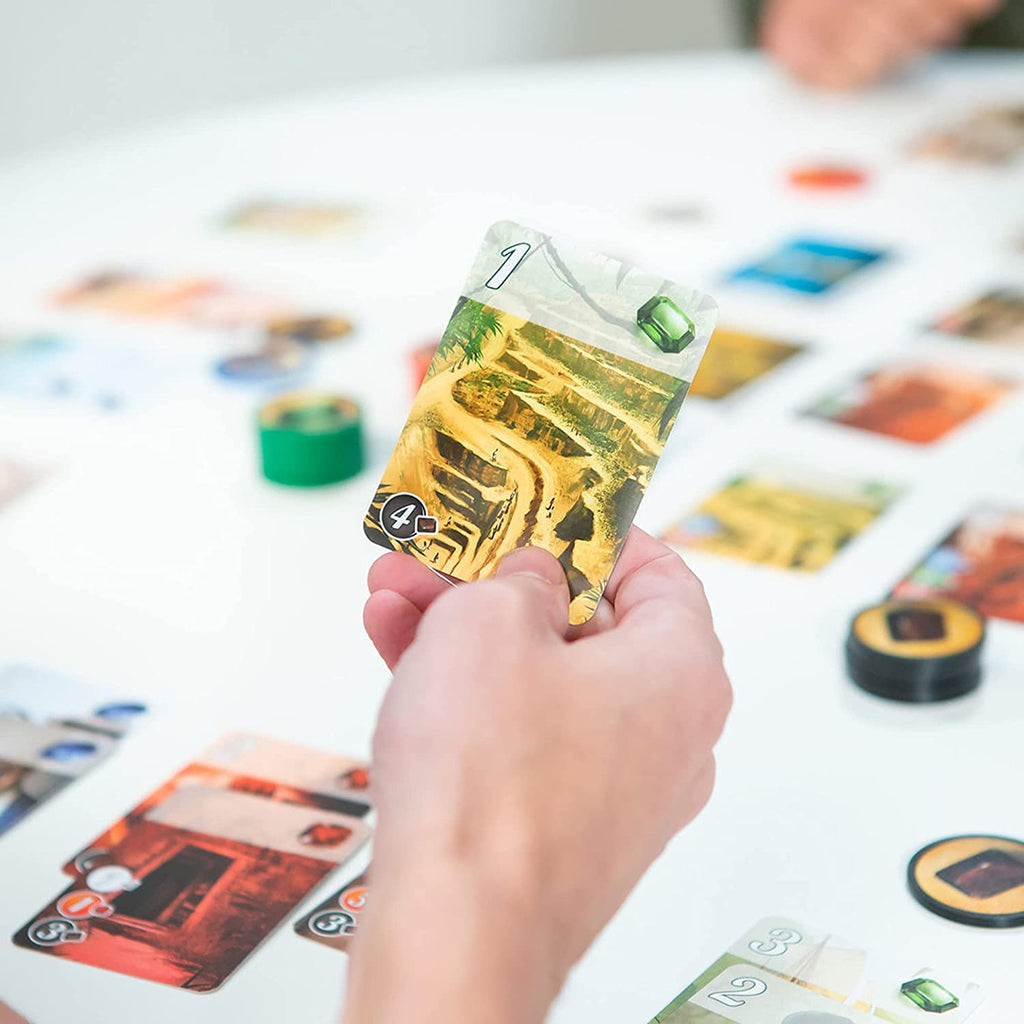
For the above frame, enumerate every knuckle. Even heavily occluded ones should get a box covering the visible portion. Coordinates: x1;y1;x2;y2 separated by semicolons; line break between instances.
645;600;712;647
419;582;483;631
662;555;713;610
481;579;537;622
651;547;699;585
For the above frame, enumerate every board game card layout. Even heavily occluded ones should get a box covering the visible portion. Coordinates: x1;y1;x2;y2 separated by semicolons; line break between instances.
727;238;887;295
0;664;147;837
364;220;718;624
663;461;901;572
930;288;1024;346
689;327;803;400
222;199;360;237
53;270;350;336
649;916;984;1024
294;866;370;952
0;331;178;412
805;363;1013;444
891;506;1024;623
13;733;372;992
911;105;1024;164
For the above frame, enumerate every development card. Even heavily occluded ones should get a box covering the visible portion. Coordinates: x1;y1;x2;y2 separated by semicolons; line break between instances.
364;220;717;624
408;338;440;395
890;506;1024;623
184;286;292;329
805;363;1013;444
0;719;118;837
690;327;803;400
222;199;359;237
655;963;882;1024
264;315;353;345
0;665;147;837
0;332;177;411
663;460;901;571
54;270;310;331
650;917;984;1024
911;105;1024;164
728;238;886;295
54;271;219;318
14;733;371;992
931;288;1024;346
294;867;369;952
0;664;148;737
0;457;43;513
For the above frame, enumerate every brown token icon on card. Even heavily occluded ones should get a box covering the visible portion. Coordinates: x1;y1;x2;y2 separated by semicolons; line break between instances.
908;835;1024;928
379;493;432;541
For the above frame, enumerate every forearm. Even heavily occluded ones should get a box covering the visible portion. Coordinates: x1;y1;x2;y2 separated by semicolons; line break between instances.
342;856;563;1024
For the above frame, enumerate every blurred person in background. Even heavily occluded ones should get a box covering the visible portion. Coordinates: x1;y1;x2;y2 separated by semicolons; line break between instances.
741;0;1024;89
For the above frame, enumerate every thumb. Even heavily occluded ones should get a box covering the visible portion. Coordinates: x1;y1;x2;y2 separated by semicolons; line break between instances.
493;547;571;637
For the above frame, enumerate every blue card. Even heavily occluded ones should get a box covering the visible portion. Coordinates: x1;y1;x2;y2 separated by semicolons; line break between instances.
728;237;887;295
0;665;149;838
0;332;177;412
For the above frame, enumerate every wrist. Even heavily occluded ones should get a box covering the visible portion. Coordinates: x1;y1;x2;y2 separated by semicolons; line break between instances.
344;850;566;1024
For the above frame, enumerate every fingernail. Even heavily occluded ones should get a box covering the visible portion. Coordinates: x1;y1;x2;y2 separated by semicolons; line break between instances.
495;547;566;586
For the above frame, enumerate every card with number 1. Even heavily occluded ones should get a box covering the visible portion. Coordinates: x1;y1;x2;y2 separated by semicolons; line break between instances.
363;220;717;624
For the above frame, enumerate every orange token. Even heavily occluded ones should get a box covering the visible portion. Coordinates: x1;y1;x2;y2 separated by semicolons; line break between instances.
788;165;867;190
56;891;114;919
340;886;368;913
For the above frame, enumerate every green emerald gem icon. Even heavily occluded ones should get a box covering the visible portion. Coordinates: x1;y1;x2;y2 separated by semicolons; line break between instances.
900;977;960;1014
636;295;696;354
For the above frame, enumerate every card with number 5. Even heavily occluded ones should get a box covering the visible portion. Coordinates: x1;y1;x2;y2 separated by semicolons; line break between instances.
363;220;717;624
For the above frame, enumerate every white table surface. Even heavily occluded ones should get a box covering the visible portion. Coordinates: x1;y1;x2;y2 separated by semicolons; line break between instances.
0;51;1022;1023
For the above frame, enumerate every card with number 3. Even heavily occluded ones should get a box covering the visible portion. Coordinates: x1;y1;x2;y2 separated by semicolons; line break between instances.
649;916;984;1023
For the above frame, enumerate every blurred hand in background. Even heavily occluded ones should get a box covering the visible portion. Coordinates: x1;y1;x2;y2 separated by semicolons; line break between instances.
758;0;1008;89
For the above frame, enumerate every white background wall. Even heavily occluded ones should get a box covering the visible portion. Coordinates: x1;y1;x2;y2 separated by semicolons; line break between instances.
1;0;740;159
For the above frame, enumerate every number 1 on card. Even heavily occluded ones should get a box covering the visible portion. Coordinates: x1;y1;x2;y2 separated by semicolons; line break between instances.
484;241;531;289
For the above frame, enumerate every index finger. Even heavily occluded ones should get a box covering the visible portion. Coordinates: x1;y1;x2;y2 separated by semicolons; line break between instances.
368;550;451;612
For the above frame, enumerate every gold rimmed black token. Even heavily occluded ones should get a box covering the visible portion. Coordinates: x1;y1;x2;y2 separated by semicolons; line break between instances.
908;835;1024;929
845;598;985;702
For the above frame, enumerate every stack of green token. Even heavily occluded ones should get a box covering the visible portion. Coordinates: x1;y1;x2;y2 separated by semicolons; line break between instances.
258;392;364;486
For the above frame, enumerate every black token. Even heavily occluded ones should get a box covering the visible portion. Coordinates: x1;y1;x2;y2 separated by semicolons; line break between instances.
908;835;1024;928
845;597;985;702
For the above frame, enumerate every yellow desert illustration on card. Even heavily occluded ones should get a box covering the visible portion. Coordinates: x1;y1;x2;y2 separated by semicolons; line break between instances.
364;298;688;624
